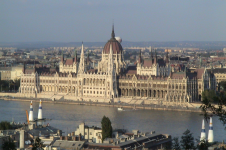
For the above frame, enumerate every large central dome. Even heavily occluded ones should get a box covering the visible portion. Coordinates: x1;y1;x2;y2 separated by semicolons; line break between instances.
103;26;123;54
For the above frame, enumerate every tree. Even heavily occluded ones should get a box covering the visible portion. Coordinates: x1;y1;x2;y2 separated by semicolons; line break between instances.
101;115;112;142
218;81;226;91
196;139;210;150
32;137;44;150
200;90;226;128
180;129;195;150
0;121;12;130
2;137;16;150
172;137;180;150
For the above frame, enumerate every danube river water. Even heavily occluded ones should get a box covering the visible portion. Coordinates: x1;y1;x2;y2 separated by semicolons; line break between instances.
0;100;225;141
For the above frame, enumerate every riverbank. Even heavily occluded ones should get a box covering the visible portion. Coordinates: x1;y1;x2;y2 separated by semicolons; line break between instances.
2;96;203;113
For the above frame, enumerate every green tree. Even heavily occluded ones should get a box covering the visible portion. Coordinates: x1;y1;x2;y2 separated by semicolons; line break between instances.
218;81;226;91
180;129;195;150
2;137;16;150
0;121;12;130
101;115;113;142
196;139;209;150
200;90;226;128
32;137;44;150
172;137;180;150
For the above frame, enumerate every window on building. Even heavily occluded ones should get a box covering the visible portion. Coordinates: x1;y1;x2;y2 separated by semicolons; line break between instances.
90;132;92;135
85;132;87;135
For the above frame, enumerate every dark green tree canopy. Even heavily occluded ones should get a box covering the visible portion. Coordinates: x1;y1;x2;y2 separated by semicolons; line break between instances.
201;89;226;128
172;137;180;150
2;137;16;150
32;137;44;150
101;115;113;142
0;121;12;130
180;129;195;150
196;139;210;150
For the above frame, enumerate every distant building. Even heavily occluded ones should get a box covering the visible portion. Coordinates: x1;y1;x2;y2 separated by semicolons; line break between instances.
0;67;11;80
11;65;23;80
74;123;102;143
19;26;216;104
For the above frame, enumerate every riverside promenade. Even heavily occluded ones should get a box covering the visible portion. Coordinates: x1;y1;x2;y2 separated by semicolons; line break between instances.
0;93;203;113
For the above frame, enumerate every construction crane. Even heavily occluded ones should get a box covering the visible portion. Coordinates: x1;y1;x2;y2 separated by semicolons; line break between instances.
26;110;29;124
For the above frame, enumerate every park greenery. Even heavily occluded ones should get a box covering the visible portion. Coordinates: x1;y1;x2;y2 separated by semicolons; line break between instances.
171;129;195;150
200;81;226;129
101;115;113;142
0;79;20;92
1;137;16;150
32;137;44;150
0;121;12;130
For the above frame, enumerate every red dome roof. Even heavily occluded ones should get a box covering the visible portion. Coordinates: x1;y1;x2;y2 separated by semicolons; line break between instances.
103;39;123;54
102;25;123;54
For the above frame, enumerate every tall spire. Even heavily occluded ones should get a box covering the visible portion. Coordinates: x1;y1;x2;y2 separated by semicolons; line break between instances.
111;24;115;39
74;49;77;62
165;49;169;64
78;42;85;73
154;48;157;64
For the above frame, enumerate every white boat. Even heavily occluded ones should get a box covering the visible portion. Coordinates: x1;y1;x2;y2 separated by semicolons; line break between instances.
118;107;124;111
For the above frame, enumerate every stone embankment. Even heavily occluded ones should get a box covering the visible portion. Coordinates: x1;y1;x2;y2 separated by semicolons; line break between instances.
1;95;203;113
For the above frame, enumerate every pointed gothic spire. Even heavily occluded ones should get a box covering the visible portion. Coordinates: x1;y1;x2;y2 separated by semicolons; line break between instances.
165;49;169;64
111;24;115;39
74;49;77;63
78;42;85;73
154;48;157;64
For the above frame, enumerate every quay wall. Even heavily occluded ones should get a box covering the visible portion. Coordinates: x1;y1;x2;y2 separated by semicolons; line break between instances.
0;92;205;113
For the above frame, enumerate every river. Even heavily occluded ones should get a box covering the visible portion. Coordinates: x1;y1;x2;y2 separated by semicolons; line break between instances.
0;100;225;142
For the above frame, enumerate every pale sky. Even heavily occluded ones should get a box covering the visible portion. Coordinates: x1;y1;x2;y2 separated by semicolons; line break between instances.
1;0;226;42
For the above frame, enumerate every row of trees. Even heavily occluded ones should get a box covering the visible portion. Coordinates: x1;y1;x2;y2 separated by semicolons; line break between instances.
200;81;226;130
0;121;12;130
170;129;210;150
1;136;44;150
0;79;20;92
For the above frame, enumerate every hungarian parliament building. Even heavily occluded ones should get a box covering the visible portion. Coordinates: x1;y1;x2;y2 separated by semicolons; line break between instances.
19;27;216;105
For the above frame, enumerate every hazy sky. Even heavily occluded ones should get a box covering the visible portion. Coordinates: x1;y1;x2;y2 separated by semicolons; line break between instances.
1;0;226;42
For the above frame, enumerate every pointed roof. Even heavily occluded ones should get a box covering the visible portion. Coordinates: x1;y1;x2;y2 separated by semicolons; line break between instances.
103;25;123;54
74;50;77;62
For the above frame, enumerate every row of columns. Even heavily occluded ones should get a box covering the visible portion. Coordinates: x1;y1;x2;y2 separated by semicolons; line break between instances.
120;88;167;99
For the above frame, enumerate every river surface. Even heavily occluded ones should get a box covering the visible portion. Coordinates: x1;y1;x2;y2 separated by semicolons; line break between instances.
0;100;225;142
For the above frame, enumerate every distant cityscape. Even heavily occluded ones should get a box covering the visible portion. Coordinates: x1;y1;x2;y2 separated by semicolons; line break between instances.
0;28;226;149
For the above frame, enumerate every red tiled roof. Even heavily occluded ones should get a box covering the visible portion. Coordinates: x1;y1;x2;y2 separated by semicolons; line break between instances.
65;58;73;65
194;68;205;79
143;59;153;67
